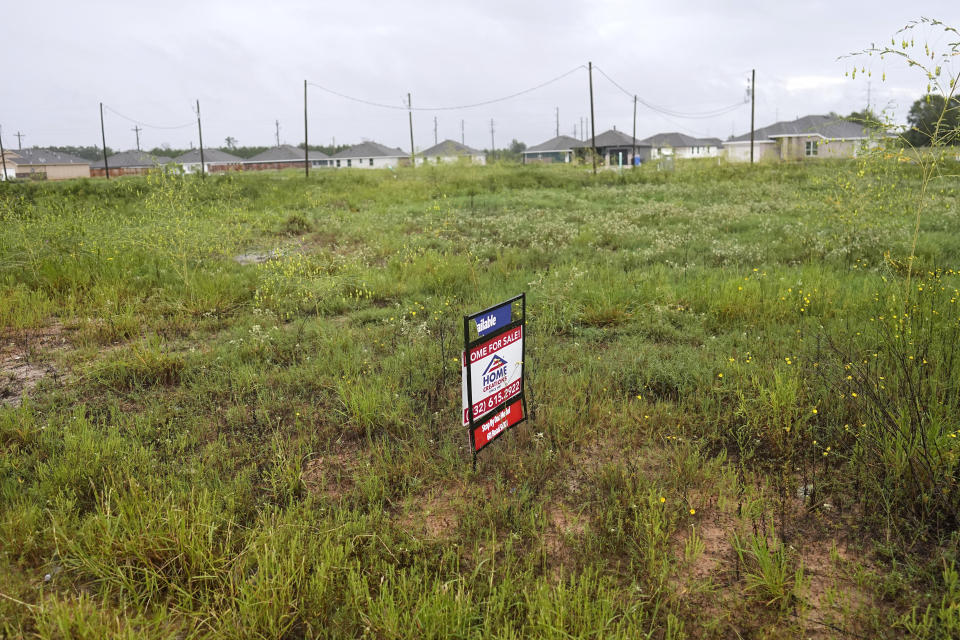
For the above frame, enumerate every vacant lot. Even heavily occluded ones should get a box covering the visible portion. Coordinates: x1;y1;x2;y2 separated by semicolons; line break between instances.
1;160;958;638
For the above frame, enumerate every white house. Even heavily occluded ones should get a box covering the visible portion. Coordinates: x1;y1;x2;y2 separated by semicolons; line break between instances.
642;132;723;159
417;139;485;165
173;148;243;174
332;141;409;169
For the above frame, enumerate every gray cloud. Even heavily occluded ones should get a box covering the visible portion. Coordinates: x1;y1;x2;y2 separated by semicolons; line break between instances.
4;1;952;151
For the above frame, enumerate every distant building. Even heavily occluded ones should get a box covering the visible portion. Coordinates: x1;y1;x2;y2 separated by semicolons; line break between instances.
1;148;90;180
241;145;330;171
331;141;409;169
417;139;485;165
579;129;651;166
173;148;243;174
724;115;874;162
522;135;581;164
91;150;172;177
641;132;722;159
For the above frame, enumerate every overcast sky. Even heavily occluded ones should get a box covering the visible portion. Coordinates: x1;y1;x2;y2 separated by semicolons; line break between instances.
4;1;957;153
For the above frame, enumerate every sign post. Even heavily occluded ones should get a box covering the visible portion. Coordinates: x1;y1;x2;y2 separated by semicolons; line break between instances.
462;294;528;469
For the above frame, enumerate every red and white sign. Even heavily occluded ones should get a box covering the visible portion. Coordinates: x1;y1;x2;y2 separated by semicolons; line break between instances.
472;399;524;451
462;325;523;423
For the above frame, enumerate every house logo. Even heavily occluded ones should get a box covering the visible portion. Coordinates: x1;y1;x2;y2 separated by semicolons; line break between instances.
481;354;508;392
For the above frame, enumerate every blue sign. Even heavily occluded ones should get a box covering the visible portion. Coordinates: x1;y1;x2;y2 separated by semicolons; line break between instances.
475;302;512;337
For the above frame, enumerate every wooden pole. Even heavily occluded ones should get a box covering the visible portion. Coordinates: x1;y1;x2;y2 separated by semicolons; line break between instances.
196;100;206;179
407;93;415;168
0;126;8;182
632;95;637;167
304;80;309;178
589;61;597;175
750;69;755;164
100;102;110;180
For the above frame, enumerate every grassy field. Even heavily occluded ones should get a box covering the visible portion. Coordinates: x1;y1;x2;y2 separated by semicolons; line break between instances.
1;159;958;638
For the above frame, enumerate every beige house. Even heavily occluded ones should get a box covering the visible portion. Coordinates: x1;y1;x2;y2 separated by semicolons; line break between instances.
724;115;874;162
1;148;91;180
417;140;486;165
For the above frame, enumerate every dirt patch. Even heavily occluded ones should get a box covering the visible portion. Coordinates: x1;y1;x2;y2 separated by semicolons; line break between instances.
302;441;367;500
397;489;461;539
234;251;278;265
543;503;588;573
0;324;69;407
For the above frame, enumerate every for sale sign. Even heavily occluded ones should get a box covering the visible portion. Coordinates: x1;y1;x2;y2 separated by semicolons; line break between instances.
462;294;528;460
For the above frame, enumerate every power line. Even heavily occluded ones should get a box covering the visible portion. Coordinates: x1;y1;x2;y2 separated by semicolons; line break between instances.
592;65;746;119
306;65;586;112
102;104;195;130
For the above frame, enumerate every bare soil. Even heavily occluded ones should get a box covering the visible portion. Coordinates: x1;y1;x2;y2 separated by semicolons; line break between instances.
0;324;69;407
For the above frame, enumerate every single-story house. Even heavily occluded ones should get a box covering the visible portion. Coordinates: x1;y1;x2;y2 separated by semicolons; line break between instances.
91;150;172;177
241;145;330;171
522;135;580;164
173;148;243;174
417;139;486;165
642;132;723;159
331;141;410;169
1;148;91;180
577;129;652;166
724;115;874;162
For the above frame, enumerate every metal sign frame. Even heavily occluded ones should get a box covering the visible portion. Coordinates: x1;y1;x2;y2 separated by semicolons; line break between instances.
463;293;528;468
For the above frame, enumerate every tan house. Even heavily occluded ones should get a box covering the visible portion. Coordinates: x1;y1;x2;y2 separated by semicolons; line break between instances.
724;115;874;162
1;148;91;180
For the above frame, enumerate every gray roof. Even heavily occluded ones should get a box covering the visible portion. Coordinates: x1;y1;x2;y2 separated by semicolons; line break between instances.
6;148;90;166
421;139;483;157
245;145;329;162
332;141;409;159
576;129;650;149
173;148;243;164
91;150;172;169
524;135;581;153
641;132;722;148
727;115;871;143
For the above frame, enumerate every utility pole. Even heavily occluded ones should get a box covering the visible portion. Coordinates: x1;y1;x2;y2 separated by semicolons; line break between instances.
100;103;110;180
461;119;465;145
14;131;24;150
750;69;756;164
407;93;415;168
0;126;8;182
490;119;495;162
632;95;637;167
275;120;280;147
131;126;141;151
196;99;206;179
555;107;559;137
304;80;309;178
434;116;438;145
588;61;597;175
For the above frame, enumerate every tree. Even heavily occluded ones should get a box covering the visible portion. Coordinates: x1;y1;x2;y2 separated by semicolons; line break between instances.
224;137;237;150
846;108;885;129
905;94;960;147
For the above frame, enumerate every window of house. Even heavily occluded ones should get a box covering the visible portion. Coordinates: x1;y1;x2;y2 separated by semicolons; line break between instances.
805;140;818;156
336;159;340;167
369;158;374;166
347;159;352;167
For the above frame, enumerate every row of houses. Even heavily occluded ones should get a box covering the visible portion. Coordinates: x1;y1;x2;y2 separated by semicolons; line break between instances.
1;115;877;180
521;115;873;165
0;138;485;180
